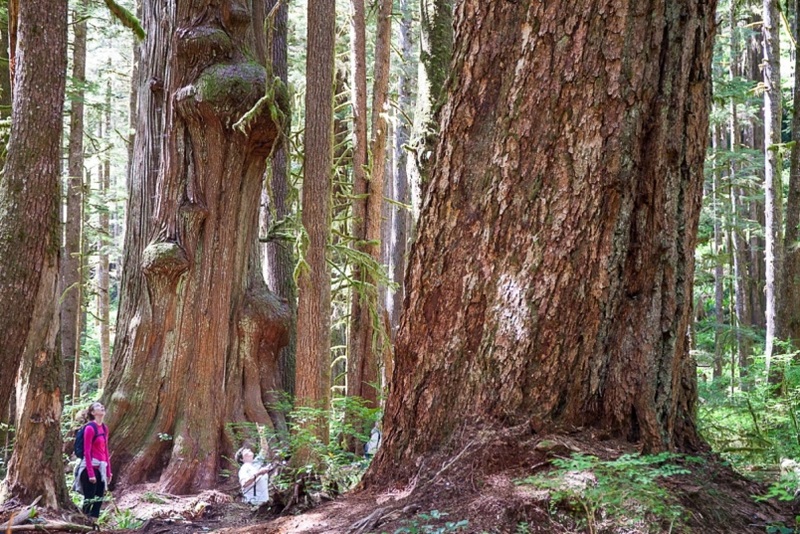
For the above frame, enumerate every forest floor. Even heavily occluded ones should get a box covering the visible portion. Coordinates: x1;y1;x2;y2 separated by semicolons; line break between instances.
1;430;796;533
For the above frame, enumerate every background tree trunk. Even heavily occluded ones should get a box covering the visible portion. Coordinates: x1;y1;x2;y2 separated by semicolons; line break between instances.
389;0;414;336
0;0;68;507
713;127;725;381
367;0;715;486
294;0;335;452
763;0;783;378
104;0;290;493
262;0;296;398
411;0;452;211
781;0;800;350
60;0;87;401
348;0;393;428
98;74;112;390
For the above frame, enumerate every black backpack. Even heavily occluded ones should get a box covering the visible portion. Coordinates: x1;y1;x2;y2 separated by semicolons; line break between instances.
74;422;104;459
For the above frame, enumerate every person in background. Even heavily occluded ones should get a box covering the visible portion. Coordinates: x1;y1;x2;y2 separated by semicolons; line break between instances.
73;402;112;519
236;446;270;505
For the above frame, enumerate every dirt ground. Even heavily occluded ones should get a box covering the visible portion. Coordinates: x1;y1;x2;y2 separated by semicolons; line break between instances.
1;430;795;533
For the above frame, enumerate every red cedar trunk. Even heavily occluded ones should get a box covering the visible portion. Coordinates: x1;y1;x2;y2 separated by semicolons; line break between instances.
0;0;68;507
60;0;87;402
104;0;289;493
294;0;335;450
368;0;715;485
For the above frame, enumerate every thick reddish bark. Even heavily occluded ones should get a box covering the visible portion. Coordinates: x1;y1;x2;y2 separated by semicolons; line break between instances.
293;0;335;461
0;0;69;507
367;0;715;485
104;0;289;494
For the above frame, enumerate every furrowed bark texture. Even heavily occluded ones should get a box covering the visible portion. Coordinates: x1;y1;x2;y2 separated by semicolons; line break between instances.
0;0;69;507
0;0;67;424
294;0;335;449
105;0;289;494
368;0;715;484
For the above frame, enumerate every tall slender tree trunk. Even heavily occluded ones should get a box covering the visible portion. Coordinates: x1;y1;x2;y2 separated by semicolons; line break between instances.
0;0;14;458
104;0;290;493
730;3;752;390
782;0;800;350
295;0;335;452
745;15;766;331
0;0;68;507
60;0;87;400
348;0;394;424
347;0;371;416
713;126;725;381
98;75;112;389
389;0;414;336
262;0;296;398
366;0;716;486
763;0;783;380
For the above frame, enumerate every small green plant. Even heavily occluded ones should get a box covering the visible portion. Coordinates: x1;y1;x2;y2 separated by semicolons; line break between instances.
142;491;168;504
518;452;693;534
100;507;143;530
391;510;469;534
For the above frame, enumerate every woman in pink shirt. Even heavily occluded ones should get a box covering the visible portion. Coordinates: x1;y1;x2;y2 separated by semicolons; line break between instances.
79;402;112;518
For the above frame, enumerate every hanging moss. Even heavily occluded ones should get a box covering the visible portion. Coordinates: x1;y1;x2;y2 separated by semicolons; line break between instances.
102;0;145;41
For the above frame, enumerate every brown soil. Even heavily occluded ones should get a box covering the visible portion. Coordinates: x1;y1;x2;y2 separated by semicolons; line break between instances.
2;430;794;533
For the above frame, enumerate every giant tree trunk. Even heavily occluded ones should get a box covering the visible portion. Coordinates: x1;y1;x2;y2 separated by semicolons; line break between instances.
0;0;67;428
367;0;715;485
104;0;290;494
0;0;68;507
294;0;335;452
60;0;87;401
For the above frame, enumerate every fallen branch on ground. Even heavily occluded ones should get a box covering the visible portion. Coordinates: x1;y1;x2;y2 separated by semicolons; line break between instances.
3;521;95;532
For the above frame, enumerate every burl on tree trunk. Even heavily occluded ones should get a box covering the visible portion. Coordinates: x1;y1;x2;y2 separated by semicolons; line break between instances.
368;0;716;486
104;0;290;494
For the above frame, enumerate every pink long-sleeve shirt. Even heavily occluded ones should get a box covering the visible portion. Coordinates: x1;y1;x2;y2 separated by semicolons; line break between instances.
84;422;112;479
